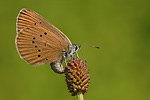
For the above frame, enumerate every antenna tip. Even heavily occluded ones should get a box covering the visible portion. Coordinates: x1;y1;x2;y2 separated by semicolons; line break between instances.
96;46;100;49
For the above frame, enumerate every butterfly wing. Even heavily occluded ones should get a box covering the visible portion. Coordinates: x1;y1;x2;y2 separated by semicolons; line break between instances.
16;9;71;65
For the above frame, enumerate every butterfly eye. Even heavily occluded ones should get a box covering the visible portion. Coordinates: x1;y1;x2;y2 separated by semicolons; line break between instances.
75;46;78;51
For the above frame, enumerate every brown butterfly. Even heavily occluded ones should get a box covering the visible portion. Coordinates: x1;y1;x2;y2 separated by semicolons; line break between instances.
15;8;79;74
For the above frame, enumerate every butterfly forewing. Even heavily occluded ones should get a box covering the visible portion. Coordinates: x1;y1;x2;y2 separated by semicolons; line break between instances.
16;9;71;65
17;9;71;45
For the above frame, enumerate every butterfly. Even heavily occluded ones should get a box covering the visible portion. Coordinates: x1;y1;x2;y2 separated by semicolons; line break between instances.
15;9;80;74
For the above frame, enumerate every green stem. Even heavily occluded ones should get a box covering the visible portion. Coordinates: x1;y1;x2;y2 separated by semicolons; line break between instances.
77;92;84;100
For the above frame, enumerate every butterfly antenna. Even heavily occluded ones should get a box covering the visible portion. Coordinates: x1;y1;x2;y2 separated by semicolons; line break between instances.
78;43;100;49
79;47;87;63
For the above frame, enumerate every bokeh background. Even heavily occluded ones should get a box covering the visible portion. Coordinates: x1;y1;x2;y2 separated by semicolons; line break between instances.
0;0;150;100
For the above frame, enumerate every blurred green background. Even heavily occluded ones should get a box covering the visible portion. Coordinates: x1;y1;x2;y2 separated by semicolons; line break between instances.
0;0;150;100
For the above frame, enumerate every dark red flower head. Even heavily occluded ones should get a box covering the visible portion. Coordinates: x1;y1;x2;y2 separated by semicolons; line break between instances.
65;58;90;96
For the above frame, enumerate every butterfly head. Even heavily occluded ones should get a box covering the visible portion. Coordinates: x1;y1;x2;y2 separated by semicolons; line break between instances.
71;43;80;55
64;43;80;60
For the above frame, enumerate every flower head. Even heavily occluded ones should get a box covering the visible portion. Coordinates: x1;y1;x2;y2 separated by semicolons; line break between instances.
65;58;90;96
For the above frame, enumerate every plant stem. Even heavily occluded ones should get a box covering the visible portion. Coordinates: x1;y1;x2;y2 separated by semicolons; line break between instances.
77;92;84;100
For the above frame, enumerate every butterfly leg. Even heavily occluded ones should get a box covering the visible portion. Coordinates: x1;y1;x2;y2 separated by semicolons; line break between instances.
76;52;79;58
63;55;67;67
